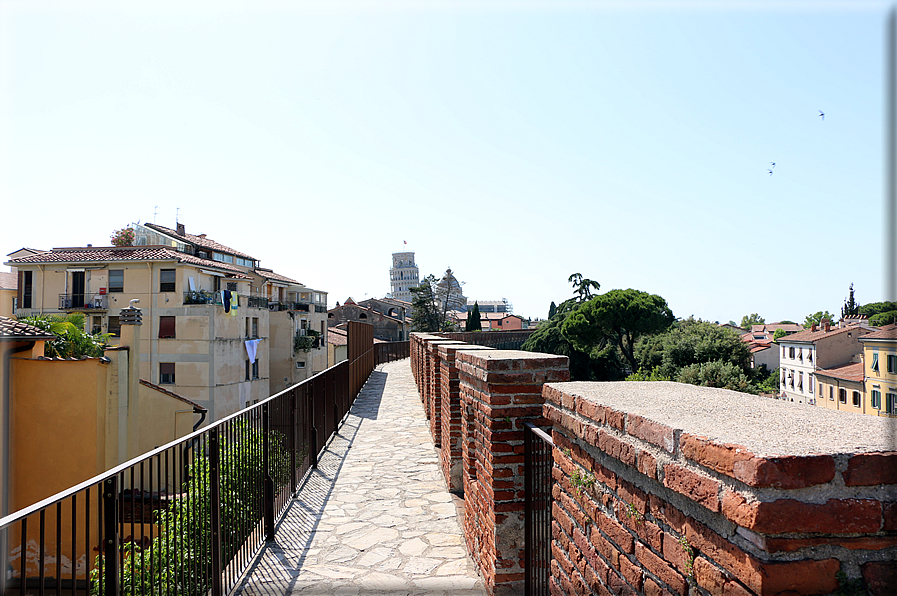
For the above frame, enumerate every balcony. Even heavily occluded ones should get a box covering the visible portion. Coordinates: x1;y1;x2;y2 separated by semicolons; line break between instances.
59;293;108;311
315;304;327;313
183;290;221;305
247;295;269;309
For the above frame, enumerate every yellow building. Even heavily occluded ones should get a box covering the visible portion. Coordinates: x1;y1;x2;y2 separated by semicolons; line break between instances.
858;324;897;417
814;361;867;415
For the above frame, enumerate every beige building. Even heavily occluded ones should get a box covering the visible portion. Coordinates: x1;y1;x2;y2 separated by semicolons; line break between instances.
858;324;897;416
814;361;866;415
6;221;328;421
0;271;15;318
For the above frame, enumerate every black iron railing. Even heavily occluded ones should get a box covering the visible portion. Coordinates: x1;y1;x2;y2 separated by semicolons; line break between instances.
184;290;221;305
0;337;410;596
247;296;269;309
59;294;109;310
524;422;554;596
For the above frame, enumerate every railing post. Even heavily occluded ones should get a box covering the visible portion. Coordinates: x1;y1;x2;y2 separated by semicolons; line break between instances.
209;429;223;596
102;476;119;596
290;389;297;494
263;402;275;541
310;383;318;470
524;425;533;596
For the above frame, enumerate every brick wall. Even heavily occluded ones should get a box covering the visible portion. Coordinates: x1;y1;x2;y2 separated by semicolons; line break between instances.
458;350;569;595
543;381;897;596
442;330;536;350
425;340;465;445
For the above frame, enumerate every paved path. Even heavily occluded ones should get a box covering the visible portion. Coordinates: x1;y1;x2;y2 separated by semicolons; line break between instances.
236;359;486;596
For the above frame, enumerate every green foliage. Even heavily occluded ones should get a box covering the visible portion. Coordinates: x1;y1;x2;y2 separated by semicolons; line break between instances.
111;227;135;247
466;302;482;332
778;320;796;325
677;536;695;579
91;421;291;596
18;313;110;358
803;310;836;329
772;328;786;341
625;368;672;382
410;275;442;332
548;301;557;320
569;468;596;496
624;502;644;524
841;283;861;318
522;312;622;381
832;571;867;596
676;360;753;393
567;273;600;302
293;332;317;352
635;318;752;381
562;289;674;374
860;301;897;317
756;367;779;394
740;313;765;329
870;310;897;327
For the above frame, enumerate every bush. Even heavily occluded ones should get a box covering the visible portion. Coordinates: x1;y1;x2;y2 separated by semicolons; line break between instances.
111;227;135;247
676;360;753;393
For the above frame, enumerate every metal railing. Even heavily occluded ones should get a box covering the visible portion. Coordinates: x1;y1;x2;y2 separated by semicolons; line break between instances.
374;341;410;364
0;332;409;596
246;296;269;309
183;291;221;305
524;422;554;596
59;294;109;310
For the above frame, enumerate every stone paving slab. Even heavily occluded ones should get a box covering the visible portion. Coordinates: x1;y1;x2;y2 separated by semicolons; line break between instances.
235;359;486;596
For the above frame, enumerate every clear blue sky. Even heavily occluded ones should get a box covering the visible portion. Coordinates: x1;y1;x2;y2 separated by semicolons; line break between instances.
1;1;892;324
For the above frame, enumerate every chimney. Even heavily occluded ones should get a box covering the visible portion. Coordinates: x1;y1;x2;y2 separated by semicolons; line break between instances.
119;301;142;461
177;223;185;236
811;323;817;332
823;319;831;332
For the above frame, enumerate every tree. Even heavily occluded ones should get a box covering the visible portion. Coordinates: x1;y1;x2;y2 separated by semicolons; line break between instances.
466;302;482;332
860;301;897;318
676;361;752;393
548;301;558;320
111;227;135;247
870;310;897;327
841;283;861;318
740;313;765;330
18;313;109;358
522;313;621;381
562;289;674;374
568;273;601;302
803;311;836;329
773;328;786;341
634;318;753;380
409;275;441;332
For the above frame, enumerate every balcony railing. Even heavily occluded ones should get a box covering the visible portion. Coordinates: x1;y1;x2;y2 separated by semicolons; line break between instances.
59;293;108;310
315;305;327;313
247;295;269;309
0;331;410;596
184;290;222;305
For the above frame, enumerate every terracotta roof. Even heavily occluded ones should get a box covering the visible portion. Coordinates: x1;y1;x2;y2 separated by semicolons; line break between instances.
7;246;252;279
139;379;207;411
778;323;868;344
814;361;865;383
254;268;300;285
0;316;56;340
327;327;348;346
0;271;16;290
749;344;771;354
144;223;256;260
859;325;897;341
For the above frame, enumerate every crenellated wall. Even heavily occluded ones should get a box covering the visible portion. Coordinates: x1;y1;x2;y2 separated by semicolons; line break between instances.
410;333;897;596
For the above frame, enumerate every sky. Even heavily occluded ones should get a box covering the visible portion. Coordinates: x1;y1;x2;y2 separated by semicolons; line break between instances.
1;0;893;324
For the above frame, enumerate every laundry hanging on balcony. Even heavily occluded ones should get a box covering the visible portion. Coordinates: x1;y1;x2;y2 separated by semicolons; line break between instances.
230;292;239;316
222;290;232;313
245;338;261;362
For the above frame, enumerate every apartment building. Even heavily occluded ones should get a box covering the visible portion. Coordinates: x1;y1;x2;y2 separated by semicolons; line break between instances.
858;324;897;416
6;222;327;421
778;320;871;405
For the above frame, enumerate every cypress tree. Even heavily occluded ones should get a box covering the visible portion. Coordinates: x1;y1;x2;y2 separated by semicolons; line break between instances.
469;302;482;331
548;301;558;319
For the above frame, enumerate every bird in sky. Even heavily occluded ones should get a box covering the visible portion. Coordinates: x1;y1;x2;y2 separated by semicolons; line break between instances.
770;162;776;168
819;110;825;120
767;169;774;176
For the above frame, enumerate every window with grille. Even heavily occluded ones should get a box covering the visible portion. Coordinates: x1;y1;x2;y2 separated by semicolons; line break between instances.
160;363;175;384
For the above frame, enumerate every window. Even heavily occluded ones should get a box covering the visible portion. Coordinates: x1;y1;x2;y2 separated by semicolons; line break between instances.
108;269;124;293
789;347;795;359
782;346;786;358
808;351;813;363
797;372;803;391
160;363;175;384
798;348;803;363
872;389;881;409
852;391;861;407
252;359;259;379
160;269;176;292
245;360;251;381
19;271;32;309
838;388;847;404
159;316;176;339
829;386;834;401
359;313;367;319
888;355;897;374
888;393;897;415
819;382;823;397
809;375;814;394
872;353;880;372
227;282;237;291
252;317;259;339
245;318;251;339
108;316;121;337
782;369;786;385
92;316;102;335
296;361;305;369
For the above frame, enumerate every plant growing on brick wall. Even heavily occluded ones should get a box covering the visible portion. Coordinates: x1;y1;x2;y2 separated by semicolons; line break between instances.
677;535;695;579
624;501;644;524
833;571;867;596
569;468;596;496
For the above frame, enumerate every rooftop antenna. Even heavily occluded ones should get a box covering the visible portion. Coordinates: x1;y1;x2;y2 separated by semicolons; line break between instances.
153;206;158;223
176;207;180;225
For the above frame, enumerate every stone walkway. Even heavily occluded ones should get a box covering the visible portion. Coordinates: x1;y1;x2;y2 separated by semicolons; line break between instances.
235;359;486;596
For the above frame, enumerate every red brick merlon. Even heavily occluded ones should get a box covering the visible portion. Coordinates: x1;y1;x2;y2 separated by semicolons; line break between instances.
544;380;897;596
